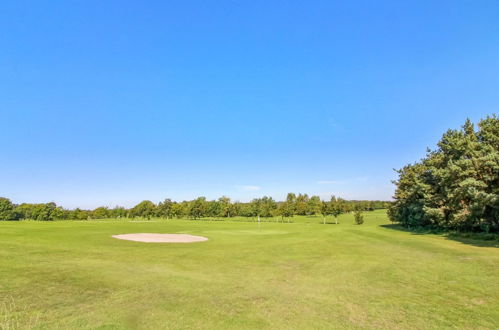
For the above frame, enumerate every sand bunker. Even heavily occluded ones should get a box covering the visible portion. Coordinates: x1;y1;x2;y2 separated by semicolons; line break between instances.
112;233;208;243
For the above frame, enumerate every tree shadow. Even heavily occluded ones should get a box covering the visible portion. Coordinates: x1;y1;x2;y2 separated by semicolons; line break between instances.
380;224;499;248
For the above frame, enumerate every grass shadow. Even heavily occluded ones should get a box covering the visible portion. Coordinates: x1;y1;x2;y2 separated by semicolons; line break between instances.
380;223;499;248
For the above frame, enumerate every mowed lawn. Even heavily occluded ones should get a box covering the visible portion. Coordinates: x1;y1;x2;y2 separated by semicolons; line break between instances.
1;210;498;329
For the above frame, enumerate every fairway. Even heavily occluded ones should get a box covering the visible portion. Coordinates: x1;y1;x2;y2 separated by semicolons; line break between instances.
1;210;498;329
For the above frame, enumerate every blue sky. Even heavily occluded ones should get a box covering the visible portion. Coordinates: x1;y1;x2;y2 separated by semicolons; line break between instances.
1;1;498;208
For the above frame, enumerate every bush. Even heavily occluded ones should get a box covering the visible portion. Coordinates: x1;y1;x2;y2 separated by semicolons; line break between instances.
354;211;364;225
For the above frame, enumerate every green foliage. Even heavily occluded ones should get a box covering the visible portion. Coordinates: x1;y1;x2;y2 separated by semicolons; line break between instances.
72;208;90;220
295;193;309;215
156;199;174;218
189;197;207;219
0;197;15;220
171;202;186;218
10;202;61;221
307;195;322;215
92;207;110;219
389;115;499;232
249;196;277;217
282;193;297;218
130;200;157;219
217;196;231;217
354;210;364;225
1;194;390;221
329;196;344;218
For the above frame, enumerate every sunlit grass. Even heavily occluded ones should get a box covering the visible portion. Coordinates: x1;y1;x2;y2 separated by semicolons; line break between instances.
1;210;498;329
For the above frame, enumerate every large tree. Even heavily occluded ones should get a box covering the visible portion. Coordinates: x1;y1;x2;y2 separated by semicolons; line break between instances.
389;115;499;232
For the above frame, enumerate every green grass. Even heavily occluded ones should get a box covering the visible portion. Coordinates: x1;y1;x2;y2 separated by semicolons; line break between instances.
1;210;498;329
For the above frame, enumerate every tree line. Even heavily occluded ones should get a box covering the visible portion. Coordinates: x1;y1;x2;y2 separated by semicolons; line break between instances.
389;115;499;233
0;194;390;221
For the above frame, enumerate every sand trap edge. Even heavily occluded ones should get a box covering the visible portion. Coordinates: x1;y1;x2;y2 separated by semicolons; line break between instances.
112;233;208;243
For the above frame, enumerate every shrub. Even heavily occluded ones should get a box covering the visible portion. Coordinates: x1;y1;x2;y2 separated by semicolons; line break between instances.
354;211;364;225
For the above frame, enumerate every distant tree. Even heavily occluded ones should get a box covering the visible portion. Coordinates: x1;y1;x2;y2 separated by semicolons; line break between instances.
329;196;344;224
157;199;174;219
206;200;220;217
170;202;184;218
320;200;329;224
110;206;127;218
72;208;89;220
13;203;32;219
283;193;296;219
354;210;364;225
260;196;277;217
0;197;15;220
218;196;232;217
229;201;241;217
27;203;58;221
342;200;352;213
189;197;207;219
51;206;65;220
307;195;322;215
249;198;262;218
239;202;253;217
92;207;109;219
2;194;391;222
130;200;157;219
276;193;296;222
295;193;309;215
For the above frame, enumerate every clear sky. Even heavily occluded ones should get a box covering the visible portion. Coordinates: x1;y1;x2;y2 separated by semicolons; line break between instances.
1;1;498;209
